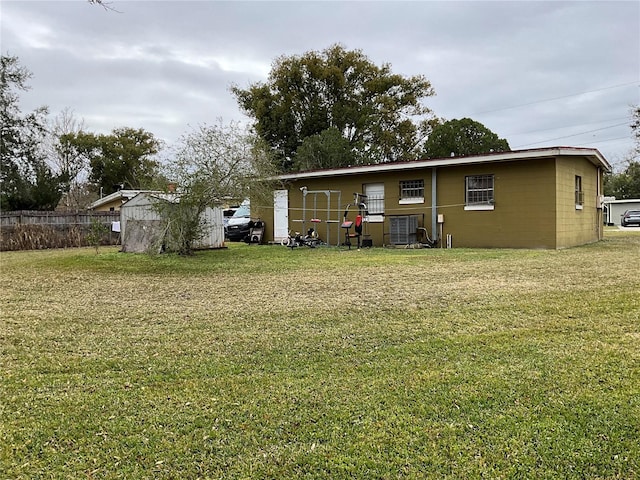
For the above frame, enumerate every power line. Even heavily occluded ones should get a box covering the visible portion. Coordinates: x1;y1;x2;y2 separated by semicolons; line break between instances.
514;122;629;148
570;136;631;147
474;81;639;115
504;116;630;137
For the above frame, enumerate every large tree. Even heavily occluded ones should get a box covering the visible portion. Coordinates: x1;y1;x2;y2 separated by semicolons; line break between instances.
293;127;356;171
232;44;436;171
1;55;62;211
603;106;640;199
157;120;278;254
65;127;162;196
46;108;91;210
423;118;510;159
604;160;640;199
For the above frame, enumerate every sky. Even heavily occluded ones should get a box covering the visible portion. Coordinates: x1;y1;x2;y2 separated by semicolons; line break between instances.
2;0;639;169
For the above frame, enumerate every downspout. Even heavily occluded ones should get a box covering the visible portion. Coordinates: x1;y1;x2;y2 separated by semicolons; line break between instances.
432;167;438;243
301;186;307;235
597;167;603;240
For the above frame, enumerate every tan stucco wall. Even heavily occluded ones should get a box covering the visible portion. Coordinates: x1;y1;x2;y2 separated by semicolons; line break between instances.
436;159;557;248
92;198;123;212
555;157;602;248
259;155;604;249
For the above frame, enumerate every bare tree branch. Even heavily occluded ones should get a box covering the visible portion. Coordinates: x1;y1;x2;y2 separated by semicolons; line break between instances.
87;0;121;13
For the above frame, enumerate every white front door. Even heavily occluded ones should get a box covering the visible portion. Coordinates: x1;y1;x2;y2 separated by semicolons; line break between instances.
273;190;289;242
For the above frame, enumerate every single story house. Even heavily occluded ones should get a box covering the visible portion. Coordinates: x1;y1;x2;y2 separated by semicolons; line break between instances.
256;147;611;249
88;189;158;212
120;192;224;253
603;198;640;226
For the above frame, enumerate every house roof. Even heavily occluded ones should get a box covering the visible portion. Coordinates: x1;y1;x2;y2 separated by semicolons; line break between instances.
277;147;611;180
123;192;181;207
88;189;159;210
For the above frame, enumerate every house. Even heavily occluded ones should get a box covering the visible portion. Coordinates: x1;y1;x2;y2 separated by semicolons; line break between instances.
88;189;157;212
257;147;611;249
119;192;224;253
603;198;640;226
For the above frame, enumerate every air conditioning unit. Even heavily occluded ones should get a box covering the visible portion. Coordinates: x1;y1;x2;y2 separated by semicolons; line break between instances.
389;215;418;244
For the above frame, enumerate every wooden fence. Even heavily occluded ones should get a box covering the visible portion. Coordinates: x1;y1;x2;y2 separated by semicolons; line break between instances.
0;211;121;251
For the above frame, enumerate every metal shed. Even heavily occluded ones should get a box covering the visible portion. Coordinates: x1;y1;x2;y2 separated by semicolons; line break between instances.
120;193;224;253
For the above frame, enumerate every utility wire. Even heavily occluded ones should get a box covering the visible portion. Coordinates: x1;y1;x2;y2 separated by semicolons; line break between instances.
505;116;630;137
514;122;629;148
567;136;631;146
474;81;639;115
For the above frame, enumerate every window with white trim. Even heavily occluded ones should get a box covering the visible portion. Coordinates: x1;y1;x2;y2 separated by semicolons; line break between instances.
465;175;494;210
575;175;583;209
364;183;384;215
399;179;424;204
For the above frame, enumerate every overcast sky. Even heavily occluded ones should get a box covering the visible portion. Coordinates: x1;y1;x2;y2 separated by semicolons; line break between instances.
2;0;639;168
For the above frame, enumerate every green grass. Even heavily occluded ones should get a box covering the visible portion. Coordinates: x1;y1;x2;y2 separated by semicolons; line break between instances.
1;233;639;479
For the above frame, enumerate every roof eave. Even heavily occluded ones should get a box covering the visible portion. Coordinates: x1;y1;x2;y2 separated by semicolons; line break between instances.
275;147;612;181
88;189;160;210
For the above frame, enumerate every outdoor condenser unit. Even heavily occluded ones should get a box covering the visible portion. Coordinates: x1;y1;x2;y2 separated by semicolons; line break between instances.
389;215;419;244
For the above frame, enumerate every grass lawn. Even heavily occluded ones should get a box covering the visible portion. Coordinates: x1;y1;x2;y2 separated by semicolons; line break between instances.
1;232;639;479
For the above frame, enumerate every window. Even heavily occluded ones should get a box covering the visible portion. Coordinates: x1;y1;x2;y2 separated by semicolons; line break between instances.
465;175;494;210
575;176;583;209
399;179;424;204
364;183;385;216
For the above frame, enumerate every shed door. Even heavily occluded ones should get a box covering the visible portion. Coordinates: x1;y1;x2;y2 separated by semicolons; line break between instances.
273;190;289;242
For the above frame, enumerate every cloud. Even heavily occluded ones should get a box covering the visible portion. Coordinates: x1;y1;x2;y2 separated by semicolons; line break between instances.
1;0;638;164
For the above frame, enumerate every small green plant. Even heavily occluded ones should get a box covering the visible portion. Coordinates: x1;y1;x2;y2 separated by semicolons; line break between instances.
85;219;108;254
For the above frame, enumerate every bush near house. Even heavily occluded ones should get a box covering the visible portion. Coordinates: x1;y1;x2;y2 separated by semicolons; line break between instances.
1;232;639;478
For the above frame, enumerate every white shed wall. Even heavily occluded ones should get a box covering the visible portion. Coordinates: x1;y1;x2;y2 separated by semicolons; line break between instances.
197;206;225;248
120;195;160;240
120;193;225;250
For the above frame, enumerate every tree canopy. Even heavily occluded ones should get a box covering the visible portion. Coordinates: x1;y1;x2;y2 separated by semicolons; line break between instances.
423;118;510;159
232;44;436;172
604;160;640;199
1;55;62;211
46;108;91;210
293;127;356;171
603;106;640;200
157;120;278;254
64;127;162;196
